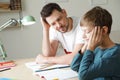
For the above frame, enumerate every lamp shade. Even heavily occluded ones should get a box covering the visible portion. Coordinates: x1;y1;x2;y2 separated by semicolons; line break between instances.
21;15;36;25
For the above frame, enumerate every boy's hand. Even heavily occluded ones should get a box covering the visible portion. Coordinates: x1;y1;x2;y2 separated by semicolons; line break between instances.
81;43;88;54
87;27;103;51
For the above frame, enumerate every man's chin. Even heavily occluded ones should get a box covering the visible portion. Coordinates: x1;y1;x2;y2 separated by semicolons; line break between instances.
59;30;66;33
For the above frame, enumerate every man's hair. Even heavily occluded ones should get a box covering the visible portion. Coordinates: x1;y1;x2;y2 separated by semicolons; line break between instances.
40;3;62;23
80;6;112;34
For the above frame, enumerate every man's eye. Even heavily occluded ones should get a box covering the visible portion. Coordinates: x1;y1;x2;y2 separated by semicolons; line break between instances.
51;23;55;26
58;18;62;21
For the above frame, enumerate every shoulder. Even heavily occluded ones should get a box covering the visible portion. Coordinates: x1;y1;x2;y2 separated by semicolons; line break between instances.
115;43;120;50
105;44;120;57
71;16;80;23
70;16;81;29
116;43;120;46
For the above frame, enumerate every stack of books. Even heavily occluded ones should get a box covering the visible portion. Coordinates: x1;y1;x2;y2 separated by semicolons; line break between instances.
0;60;16;72
10;0;22;10
0;3;10;10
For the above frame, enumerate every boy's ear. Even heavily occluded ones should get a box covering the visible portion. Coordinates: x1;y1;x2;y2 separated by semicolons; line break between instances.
102;26;108;34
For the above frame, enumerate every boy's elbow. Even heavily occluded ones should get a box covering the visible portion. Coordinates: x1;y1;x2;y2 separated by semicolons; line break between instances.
70;64;79;72
79;74;87;80
79;71;91;80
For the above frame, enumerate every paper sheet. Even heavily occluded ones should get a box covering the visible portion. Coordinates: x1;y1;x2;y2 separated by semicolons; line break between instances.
25;62;53;71
25;62;70;71
34;69;78;80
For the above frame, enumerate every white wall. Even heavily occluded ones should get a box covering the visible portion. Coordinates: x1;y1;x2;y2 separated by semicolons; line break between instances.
0;0;120;60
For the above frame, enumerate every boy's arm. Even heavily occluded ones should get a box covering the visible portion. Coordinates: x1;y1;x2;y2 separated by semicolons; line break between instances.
78;49;120;80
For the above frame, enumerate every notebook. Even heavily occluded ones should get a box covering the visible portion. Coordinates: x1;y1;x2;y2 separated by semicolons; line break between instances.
25;61;78;80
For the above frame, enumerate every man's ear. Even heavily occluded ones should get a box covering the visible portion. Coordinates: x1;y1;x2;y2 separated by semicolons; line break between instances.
102;26;108;34
62;9;67;16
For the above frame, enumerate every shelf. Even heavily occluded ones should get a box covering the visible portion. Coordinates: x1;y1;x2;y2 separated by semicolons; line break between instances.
0;0;22;12
0;9;21;12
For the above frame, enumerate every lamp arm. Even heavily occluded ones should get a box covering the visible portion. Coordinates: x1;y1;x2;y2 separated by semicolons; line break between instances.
0;18;17;31
0;40;7;60
0;18;17;61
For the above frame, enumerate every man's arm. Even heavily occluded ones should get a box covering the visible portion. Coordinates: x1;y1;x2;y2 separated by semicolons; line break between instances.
36;43;84;64
41;18;59;56
50;43;84;64
42;28;59;56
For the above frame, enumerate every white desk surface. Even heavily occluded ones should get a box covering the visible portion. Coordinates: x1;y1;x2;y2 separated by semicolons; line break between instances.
0;58;78;80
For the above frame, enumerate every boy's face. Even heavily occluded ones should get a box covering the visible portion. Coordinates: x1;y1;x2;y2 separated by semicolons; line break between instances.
46;9;68;33
81;25;94;43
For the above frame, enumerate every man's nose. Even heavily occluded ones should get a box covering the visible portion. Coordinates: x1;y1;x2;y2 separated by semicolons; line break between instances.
56;22;61;29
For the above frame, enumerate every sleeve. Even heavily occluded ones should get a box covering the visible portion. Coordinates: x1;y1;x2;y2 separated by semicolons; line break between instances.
75;24;84;44
70;51;83;72
78;49;120;80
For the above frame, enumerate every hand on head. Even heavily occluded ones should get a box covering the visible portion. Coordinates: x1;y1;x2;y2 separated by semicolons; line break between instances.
87;26;103;51
40;17;50;30
81;26;103;53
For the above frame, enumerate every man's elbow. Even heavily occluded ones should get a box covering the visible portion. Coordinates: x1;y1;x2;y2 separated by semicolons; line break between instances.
42;50;56;56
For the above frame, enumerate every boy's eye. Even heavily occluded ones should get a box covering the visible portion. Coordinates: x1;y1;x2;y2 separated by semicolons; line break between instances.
86;31;91;34
86;29;93;34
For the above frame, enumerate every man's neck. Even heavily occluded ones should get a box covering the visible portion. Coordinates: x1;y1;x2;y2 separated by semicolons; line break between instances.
67;17;73;32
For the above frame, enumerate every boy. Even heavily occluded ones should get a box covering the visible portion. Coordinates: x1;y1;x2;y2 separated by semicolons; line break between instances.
70;6;120;80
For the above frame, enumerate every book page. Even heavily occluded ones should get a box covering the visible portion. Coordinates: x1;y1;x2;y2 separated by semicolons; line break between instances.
34;69;78;80
25;61;78;80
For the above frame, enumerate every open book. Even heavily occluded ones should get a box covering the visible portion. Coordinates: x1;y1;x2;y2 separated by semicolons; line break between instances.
25;62;78;80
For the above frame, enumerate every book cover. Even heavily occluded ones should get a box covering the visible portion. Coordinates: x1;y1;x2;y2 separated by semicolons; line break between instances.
0;60;16;69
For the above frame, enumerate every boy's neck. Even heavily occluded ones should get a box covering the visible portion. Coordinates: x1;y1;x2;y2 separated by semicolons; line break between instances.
100;36;115;49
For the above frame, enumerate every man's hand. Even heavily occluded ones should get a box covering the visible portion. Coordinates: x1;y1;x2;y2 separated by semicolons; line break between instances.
40;18;50;30
35;54;48;64
87;27;103;51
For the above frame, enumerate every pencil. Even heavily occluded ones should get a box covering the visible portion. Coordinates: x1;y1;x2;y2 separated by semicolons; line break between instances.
35;65;70;72
0;67;11;72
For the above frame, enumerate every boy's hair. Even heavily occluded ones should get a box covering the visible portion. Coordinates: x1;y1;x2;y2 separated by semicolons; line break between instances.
40;3;62;23
80;6;112;34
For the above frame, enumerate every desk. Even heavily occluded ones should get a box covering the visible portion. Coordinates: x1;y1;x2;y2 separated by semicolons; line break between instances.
0;58;78;80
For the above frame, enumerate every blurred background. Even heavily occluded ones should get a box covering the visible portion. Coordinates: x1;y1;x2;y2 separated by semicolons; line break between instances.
0;0;120;60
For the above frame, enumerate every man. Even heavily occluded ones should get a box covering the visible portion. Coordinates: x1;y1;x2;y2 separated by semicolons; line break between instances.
70;6;120;80
36;3;84;65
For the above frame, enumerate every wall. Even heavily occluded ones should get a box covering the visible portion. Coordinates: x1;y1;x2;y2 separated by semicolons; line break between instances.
0;0;120;60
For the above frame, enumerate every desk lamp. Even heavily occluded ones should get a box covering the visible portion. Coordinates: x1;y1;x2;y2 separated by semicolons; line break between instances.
0;15;36;61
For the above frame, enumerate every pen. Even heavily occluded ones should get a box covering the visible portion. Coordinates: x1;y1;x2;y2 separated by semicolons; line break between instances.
0;67;11;72
35;65;70;72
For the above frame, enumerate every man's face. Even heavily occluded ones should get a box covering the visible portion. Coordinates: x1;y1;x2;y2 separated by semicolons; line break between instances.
46;9;68;33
